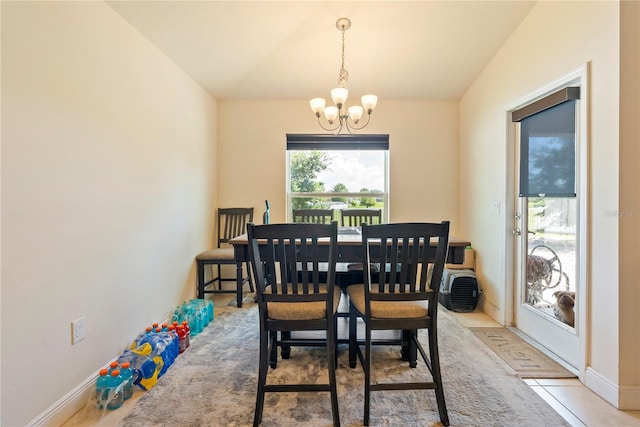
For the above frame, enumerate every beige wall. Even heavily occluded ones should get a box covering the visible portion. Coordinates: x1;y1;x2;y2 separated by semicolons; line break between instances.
618;0;640;408
1;3;217;425
460;0;638;408
218;99;460;230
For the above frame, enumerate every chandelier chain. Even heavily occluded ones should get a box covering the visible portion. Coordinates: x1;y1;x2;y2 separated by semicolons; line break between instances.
337;23;349;87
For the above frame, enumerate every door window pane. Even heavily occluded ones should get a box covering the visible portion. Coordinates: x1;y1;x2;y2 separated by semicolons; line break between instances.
525;197;577;328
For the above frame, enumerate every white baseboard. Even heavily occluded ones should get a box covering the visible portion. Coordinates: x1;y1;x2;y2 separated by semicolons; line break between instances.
584;367;640;410
583;367;619;408
27;371;99;427
478;297;503;325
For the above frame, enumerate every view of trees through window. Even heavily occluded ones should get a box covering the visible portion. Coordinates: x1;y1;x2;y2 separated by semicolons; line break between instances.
287;150;387;219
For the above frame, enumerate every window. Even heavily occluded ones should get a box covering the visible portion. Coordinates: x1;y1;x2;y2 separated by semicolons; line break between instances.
286;134;389;222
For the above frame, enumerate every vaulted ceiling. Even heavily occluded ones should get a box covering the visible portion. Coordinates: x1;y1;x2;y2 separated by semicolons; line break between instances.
107;1;536;100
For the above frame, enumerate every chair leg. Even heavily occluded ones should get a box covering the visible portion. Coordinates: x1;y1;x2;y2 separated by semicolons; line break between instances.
253;328;269;426
429;327;450;426
326;317;341;426
408;330;418;368
196;261;205;299
236;262;244;308
336;316;338;369
401;329;410;361
348;303;358;368
246;262;255;292
269;331;278;369
281;331;291;359
364;326;372;426
217;265;223;290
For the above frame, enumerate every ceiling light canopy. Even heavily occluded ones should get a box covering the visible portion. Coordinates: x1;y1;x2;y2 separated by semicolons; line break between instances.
310;18;378;134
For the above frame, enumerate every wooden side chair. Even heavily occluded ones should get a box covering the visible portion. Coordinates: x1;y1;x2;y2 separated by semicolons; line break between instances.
247;222;341;427
347;221;451;426
292;208;335;224
195;207;254;307
340;208;382;226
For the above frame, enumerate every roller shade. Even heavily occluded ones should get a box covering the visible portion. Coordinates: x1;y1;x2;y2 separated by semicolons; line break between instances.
513;87;579;197
286;134;389;151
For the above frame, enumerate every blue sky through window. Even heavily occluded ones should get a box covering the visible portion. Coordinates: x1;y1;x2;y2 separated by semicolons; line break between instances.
315;151;385;192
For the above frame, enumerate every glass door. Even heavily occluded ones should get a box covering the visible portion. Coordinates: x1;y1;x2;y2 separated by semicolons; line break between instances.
512;84;583;369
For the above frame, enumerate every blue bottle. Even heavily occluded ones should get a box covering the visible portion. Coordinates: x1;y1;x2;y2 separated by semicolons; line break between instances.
185;305;200;337
119;362;134;400
95;368;110;410
194;301;205;331
206;299;214;323
167;325;180;358
106;369;124;410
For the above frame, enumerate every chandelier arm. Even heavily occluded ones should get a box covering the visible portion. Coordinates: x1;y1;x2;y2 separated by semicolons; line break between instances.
316;116;343;133
344;113;372;132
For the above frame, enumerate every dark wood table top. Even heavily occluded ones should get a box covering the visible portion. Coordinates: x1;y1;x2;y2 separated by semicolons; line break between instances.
229;227;471;264
229;229;470;247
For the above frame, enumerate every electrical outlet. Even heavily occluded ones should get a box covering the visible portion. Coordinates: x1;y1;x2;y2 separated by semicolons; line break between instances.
71;317;86;345
491;201;501;215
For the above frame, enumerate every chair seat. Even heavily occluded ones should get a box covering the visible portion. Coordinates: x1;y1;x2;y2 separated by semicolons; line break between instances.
347;284;429;319
266;284;342;321
195;247;235;261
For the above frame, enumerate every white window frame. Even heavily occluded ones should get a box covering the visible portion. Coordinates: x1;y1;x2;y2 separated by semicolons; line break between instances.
285;134;389;222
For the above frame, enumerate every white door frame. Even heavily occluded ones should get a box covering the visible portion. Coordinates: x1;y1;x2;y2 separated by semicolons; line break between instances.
502;64;589;378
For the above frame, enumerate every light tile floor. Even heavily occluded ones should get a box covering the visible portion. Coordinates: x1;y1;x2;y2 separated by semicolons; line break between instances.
450;308;640;427
63;294;640;427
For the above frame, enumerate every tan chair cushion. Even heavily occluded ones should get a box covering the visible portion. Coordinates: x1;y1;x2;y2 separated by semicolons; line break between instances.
195;247;235;261
347;284;429;319
265;284;342;321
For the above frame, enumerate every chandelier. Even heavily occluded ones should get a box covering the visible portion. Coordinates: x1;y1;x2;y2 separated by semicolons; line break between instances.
309;18;378;134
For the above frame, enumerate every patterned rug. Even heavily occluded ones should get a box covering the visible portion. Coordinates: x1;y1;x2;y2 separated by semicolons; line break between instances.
119;300;570;426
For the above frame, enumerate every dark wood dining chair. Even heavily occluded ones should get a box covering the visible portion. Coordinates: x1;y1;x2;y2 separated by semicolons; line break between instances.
247;222;341;427
347;221;451;426
292;208;335;224
195;207;254;307
340;208;382;226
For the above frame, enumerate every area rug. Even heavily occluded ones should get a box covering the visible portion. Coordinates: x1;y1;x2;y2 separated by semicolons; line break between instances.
470;327;576;379
119;301;570;427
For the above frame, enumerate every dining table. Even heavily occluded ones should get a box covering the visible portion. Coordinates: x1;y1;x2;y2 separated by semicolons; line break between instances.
229;225;471;290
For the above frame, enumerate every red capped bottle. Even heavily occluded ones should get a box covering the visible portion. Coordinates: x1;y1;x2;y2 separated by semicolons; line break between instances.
181;320;191;348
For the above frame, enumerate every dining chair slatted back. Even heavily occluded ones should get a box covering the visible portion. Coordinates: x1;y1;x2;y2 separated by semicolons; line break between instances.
346;221;451;426
247;222;341;427
219;209;252;245
340;208;382;226
292;209;335;224
195;208;254;307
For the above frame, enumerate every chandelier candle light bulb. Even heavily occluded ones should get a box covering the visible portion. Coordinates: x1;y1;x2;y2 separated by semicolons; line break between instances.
309;18;378;134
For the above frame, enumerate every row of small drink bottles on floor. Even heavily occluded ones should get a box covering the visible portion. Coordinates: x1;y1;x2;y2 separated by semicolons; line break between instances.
94;298;214;411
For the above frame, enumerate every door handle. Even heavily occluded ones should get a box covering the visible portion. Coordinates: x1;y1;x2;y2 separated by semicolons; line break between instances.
512;228;522;236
